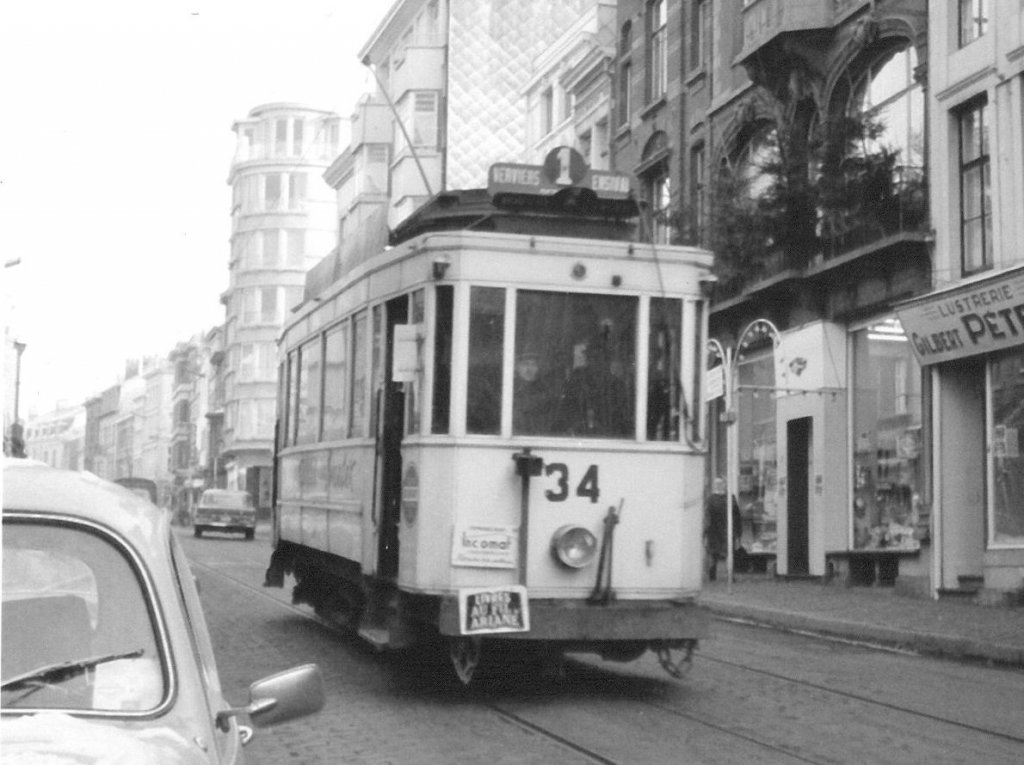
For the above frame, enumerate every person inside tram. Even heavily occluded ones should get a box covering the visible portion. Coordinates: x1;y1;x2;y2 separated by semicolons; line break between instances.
512;350;554;435
554;338;630;437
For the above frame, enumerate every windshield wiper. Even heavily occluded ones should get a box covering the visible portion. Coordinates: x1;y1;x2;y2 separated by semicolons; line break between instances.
1;648;145;692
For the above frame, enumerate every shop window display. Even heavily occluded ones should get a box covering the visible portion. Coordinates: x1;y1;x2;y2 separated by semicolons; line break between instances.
735;348;778;554
851;320;923;550
989;349;1024;546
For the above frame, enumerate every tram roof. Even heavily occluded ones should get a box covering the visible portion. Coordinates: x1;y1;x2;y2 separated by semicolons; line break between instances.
388;188;640;246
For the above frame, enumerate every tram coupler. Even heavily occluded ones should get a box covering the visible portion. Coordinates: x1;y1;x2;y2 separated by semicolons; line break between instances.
655;639;697;679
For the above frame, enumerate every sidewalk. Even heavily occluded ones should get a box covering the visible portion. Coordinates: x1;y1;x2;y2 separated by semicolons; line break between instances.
698;575;1024;668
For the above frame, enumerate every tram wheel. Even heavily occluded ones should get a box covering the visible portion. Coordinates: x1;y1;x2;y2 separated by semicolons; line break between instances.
448;636;482;686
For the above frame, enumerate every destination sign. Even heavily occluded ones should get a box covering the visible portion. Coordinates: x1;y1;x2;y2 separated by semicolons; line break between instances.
895;265;1024;365
488;146;632;200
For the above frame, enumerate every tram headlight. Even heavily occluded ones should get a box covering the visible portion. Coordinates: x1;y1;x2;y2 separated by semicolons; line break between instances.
550;525;598;569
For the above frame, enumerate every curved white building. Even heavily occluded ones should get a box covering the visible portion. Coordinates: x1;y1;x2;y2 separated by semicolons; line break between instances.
223;103;341;501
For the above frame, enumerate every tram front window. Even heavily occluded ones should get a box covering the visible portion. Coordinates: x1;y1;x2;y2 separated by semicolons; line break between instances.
514;291;636;438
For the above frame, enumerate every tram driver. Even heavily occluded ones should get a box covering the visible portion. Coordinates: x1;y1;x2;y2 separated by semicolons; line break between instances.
555;340;630;438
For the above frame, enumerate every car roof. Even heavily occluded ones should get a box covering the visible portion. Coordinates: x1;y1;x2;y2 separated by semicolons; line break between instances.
2;460;168;552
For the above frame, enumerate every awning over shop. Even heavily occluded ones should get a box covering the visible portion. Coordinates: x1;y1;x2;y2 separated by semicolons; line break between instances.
895;264;1024;366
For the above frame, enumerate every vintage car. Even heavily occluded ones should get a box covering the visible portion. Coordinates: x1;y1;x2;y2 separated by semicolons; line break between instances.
1;459;324;764
194;489;258;540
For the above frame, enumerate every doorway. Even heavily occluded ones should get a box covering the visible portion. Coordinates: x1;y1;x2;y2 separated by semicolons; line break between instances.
378;296;408;580
787;417;811;575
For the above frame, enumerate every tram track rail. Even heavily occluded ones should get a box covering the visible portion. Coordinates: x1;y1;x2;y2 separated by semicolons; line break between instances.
191;554;1024;763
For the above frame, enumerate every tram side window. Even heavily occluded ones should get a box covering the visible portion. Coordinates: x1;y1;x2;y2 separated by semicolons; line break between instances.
322;321;349;441
286;350;299;445
514;291;636;438
466;287;505;435
409;290;426;435
431;286;453;434
370;305;383;435
350;312;368;438
648;298;682;441
295;336;322;444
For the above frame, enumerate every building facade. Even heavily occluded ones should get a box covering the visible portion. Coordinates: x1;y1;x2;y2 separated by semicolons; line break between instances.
355;0;600;232
613;1;935;591
23;404;84;469
223;103;341;502
894;0;1024;601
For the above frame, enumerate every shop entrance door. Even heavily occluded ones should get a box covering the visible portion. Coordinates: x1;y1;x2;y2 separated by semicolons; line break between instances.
787;417;811;575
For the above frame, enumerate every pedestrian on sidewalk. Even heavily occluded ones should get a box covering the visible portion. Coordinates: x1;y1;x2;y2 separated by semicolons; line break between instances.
704;476;741;581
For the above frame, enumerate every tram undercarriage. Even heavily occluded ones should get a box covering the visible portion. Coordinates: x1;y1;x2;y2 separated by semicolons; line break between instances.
265;541;709;685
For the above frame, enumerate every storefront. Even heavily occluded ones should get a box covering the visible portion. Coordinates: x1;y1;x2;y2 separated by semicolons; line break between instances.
897;265;1024;598
709;316;928;584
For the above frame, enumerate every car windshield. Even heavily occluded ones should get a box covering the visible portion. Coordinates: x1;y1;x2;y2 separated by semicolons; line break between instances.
1;521;166;712
200;492;253;509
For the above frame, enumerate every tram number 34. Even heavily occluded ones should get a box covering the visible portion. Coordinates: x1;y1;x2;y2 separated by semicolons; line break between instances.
544;464;600;503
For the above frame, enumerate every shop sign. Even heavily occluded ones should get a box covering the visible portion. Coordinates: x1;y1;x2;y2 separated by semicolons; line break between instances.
773;322;844;394
895;267;1024;366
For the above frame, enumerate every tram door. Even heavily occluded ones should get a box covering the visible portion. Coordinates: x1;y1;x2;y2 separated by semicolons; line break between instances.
378;297;409;579
787;417;811;575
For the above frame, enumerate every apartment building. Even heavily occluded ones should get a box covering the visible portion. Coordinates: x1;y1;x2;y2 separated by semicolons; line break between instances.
223;103;341;502
894;0;1024;601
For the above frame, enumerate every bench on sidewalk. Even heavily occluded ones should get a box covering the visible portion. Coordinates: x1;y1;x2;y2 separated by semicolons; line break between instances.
825;549;920;587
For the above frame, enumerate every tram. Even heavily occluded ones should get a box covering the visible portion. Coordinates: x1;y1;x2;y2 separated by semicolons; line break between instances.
264;153;715;684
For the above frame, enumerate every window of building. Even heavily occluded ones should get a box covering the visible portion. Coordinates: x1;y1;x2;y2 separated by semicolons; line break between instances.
647;0;667;102
292;119;304;156
288;172;307;210
265;174;281;210
959;98;991;275
690;143;706;242
466;287;504;435
618;21;632;128
261;287;278;324
286;229;305;267
959;0;988;47
541;86;554;136
593;119;609;168
618;62;632;128
322;322;349;441
734;340;778;555
735;124;780;201
262;230;279;268
275;118;288;157
646;169;671;244
407;92;439;148
689;0;706;71
989;348;1024;547
851;318;923;551
849;44;924;169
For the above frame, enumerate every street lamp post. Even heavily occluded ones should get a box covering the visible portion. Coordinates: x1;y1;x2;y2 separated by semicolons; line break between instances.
11;341;27;457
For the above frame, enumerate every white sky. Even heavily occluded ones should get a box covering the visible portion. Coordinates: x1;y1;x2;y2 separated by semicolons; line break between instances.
2;0;387;417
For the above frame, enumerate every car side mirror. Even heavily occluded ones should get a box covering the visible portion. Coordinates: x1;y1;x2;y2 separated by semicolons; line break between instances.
216;663;325;734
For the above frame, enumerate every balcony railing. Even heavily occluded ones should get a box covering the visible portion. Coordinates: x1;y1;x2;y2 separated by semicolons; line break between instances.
818;164;928;260
710;163;929;301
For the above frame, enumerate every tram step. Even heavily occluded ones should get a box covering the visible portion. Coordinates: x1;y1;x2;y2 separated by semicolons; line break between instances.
357;626;391;651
